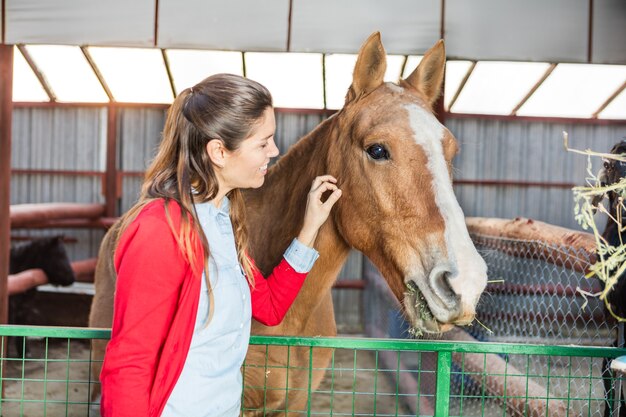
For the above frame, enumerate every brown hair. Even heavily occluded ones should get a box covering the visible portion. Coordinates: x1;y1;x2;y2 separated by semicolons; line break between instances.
120;73;273;322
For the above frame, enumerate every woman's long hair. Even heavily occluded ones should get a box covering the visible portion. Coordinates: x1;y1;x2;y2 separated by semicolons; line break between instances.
120;73;272;323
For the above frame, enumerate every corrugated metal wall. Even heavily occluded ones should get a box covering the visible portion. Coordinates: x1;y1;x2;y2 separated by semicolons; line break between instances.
119;108;167;213
10;107;107;260
448;118;626;230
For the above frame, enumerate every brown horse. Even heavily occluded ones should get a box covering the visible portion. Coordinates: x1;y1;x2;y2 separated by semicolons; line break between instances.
88;33;488;414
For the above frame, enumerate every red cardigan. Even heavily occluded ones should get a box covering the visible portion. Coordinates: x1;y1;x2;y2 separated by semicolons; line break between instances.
100;199;308;417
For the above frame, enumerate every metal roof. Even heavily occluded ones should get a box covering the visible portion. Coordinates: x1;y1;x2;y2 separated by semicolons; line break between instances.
3;0;625;64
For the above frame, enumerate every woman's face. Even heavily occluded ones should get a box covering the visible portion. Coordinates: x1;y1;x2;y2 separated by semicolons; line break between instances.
220;107;279;191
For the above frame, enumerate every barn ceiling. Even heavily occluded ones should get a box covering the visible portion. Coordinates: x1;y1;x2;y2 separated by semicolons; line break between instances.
3;0;626;64
3;0;626;119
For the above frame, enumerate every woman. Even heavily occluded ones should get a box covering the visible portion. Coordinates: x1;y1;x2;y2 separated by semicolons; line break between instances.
100;74;342;417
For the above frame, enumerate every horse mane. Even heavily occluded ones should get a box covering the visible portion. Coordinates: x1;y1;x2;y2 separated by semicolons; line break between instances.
244;114;339;274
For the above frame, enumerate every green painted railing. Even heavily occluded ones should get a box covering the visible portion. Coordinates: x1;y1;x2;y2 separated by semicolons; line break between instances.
0;325;624;417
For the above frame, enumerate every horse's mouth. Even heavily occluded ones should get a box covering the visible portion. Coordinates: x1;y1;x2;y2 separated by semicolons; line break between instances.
404;281;452;337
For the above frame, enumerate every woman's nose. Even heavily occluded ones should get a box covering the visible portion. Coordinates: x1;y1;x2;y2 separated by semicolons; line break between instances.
268;139;280;157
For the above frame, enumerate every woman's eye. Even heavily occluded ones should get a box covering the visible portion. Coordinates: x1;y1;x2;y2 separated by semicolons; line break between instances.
366;144;390;160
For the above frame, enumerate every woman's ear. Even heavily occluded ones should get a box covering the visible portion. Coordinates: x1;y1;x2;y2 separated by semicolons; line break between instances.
206;140;227;168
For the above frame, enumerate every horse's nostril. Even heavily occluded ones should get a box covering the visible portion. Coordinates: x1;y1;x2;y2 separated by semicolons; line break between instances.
429;265;459;308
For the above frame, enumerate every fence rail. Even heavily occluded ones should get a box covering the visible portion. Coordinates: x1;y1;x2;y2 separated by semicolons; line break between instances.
1;325;625;417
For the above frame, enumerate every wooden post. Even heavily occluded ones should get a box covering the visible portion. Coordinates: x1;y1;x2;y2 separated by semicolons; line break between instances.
105;105;118;217
0;45;14;324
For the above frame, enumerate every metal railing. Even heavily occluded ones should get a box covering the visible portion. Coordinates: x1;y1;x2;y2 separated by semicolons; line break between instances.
1;325;624;417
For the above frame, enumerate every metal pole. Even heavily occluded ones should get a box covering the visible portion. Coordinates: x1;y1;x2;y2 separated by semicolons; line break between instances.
105;105;118;217
614;323;625;415
0;44;14;324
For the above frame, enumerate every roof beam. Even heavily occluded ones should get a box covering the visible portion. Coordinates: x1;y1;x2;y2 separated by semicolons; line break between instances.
592;80;625;119
446;61;475;112
154;0;160;47
161;49;177;98
286;0;293;52
587;0;593;63
322;54;327;109
510;63;556;116
81;46;115;102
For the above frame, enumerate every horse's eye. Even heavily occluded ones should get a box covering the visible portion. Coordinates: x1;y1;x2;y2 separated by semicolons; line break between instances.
366;144;389;160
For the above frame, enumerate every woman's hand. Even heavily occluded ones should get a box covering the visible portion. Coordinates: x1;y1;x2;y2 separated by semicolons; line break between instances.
297;175;342;247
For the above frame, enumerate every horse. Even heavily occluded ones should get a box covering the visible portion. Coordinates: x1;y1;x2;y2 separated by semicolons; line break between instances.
88;32;488;414
9;235;75;356
593;139;626;417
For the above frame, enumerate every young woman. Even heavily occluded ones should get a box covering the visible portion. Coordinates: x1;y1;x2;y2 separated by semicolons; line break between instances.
100;74;342;417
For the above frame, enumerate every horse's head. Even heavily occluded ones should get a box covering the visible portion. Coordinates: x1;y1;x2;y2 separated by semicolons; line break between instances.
328;33;487;334
593;140;626;221
10;236;75;287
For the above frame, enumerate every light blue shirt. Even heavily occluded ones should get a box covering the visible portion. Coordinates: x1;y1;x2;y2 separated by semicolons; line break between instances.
162;197;318;417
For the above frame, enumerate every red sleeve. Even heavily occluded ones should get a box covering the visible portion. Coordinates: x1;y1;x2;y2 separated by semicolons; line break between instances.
248;258;308;326
100;214;189;417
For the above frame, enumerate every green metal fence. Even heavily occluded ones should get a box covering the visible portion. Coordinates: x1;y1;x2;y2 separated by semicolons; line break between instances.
1;325;624;417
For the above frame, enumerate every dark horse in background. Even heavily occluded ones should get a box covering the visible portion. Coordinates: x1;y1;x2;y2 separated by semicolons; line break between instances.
9;236;75;356
594;140;626;417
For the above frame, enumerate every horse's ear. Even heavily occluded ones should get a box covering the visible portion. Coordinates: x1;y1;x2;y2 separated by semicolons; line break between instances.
403;39;446;108
345;32;387;105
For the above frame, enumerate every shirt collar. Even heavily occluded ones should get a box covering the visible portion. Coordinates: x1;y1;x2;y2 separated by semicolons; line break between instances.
196;196;230;218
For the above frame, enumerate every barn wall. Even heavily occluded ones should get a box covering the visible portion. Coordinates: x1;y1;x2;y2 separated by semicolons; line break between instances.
448;117;626;230
10;107;107;261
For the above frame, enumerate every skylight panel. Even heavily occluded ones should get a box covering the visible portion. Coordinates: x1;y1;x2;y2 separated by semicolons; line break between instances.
165;49;243;94
517;63;626;118
12;46;49;102
451;61;551;115
87;47;173;104
443;60;473;110
245;52;323;109
385;55;406;84
598;87;626;120
401;56;423;78
25;45;108;103
325;54;405;110
324;54;356;110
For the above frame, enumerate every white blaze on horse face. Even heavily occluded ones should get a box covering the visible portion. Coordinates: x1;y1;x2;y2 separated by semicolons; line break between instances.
404;103;487;322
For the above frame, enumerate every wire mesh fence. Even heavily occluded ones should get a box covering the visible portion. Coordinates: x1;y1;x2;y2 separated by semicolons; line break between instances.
0;327;106;417
469;234;616;345
0;326;624;417
364;233;625;417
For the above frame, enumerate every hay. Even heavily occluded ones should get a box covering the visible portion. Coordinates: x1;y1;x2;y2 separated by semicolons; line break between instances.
565;131;626;321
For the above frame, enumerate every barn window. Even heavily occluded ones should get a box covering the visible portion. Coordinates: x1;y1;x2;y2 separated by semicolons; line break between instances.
401;55;424;78
25;45;109;103
598;88;626;119
325;54;404;110
12;46;50;102
245;52;324;109
86;47;174;104
517;63;626;118
165;49;244;95
443;60;473;110
450;61;551;115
